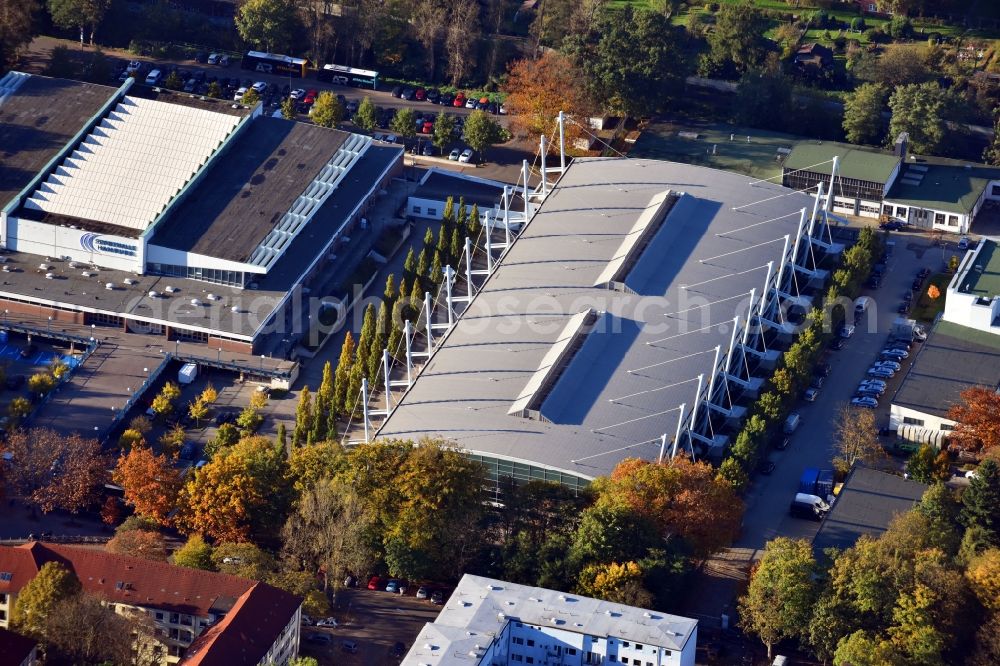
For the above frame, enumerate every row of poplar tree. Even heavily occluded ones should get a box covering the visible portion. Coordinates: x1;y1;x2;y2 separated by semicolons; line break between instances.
290;196;483;446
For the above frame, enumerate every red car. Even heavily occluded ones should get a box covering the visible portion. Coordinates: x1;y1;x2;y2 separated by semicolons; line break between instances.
453;93;466;108
414;87;426;101
421;121;433;134
367;575;382;590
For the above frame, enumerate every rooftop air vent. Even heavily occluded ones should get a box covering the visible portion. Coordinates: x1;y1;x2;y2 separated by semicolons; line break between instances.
230;306;240;313
148;290;159;298
105;282;114;290
38;263;49;270
81;271;91;277
164;285;176;293
191;299;201;307
206;293;218;301
123;278;135;285
44;273;54;280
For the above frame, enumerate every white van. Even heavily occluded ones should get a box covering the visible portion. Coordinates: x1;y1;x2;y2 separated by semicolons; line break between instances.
854;296;873;316
144;69;161;85
783;412;801;434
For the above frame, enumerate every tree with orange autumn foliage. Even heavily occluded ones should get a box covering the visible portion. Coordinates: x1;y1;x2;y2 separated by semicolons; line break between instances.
502;51;593;142
4;428;110;515
174;436;289;542
112;447;182;526
948;386;1000;454
105;528;167;561
592;456;743;557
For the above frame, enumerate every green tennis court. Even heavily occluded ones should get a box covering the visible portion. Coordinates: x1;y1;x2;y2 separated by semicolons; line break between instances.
631;120;807;181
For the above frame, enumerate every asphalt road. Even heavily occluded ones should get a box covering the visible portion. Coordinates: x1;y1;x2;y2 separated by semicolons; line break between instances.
686;230;959;627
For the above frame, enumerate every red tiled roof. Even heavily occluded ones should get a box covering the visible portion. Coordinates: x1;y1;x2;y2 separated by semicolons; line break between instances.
0;542;254;616
181;582;301;666
0;626;37;666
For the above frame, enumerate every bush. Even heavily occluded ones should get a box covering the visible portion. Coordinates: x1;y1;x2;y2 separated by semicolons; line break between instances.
707;2;720;11
888;16;912;39
851;17;865;31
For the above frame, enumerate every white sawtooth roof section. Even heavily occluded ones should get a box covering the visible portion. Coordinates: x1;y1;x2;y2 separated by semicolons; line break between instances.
24;96;239;231
246;133;371;271
594;189;679;290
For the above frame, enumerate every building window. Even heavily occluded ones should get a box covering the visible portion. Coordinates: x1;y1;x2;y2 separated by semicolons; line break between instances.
155;612;163;621
511;655;523;662
992;185;1000;196
170;613;179;624
948;215;959;226
895;207;907;217
935;212;946;225
427;208;437;216
568;649;577;655
623;642;630;647
941;424;954;431
413;206;422;214
513;637;524;645
609;657;617;663
0;609;6;621
527;640;534;647
0;593;6;603
526;659;534;665
636;644;643;650
903;417;925;426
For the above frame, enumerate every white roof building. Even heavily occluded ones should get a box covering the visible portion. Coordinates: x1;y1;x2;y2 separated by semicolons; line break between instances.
402;575;697;666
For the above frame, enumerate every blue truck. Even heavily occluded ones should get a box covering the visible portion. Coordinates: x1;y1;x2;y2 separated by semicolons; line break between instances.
799;467;835;499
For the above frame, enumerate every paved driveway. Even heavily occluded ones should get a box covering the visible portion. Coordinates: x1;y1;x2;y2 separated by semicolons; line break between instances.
684;230;949;625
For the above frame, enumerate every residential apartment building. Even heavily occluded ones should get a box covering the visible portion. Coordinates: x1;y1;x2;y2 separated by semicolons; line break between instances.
402;575;697;666
0;542;301;665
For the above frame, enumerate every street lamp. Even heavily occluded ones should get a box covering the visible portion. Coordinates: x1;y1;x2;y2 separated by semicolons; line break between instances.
47;316;52;332
218;347;222;362
260;355;265;370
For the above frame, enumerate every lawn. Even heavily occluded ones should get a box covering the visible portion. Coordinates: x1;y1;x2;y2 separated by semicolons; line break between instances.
630;119;806;180
910;273;951;323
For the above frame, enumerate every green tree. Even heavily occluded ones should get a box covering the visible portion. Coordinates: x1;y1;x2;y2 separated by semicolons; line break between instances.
1;0;38;69
403;247;417;279
569;504;660;567
241;87;261;106
585;7;682;117
844;83;888;145
888;82;946;155
47;0;110;45
311;361;334;443
292;386;313;448
280;96;296;120
206;422;240;458
354;96;378;131
462;110;504;163
369;300;390;386
311;91;344;128
11;561;80;636
734;69;793;131
915;483;963;557
391;107;417;140
234;0;299;52
236;404;263;434
332;332;355;417
740;538;817;660
430;250;443;285
286;440;344;495
961;458;1000;550
701;3;769;77
983;107;1000;166
433;111;456;153
355;304;376;390
172;534;215;570
164;70;183;90
906;444;951;484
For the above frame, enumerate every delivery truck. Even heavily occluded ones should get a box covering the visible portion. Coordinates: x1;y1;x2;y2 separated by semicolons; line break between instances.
178;363;198;385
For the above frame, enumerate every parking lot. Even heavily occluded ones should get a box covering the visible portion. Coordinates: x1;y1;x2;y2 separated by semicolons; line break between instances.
300;586;442;666
0;332;85;425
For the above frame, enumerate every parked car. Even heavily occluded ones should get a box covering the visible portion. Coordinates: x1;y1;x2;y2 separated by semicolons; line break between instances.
881;348;908;359
233;86;248;101
306;633;331;645
958;235;970;250
416;586;430;599
839;323;855;338
251;81;267;94
448;148;460;161
421;144;434;156
144;69;162;85
289;88;305;100
829;336;846;350
850;396;878;409
453;93;466;107
317;617;338;627
385;579;401;593
301;615;315;626
804;388;820;402
439;92;454;106
426;88;440;103
465;97;477;109
774;436;791;450
391;85;403;98
859;379;887;391
459;148;474;163
344;575;356;587
813;362;831;378
207;52;221;64
873;360;901;371
422;121;433;134
401;87;415;100
414;87;426;101
431;590;445;604
867;367;895;379
856;389;882;400
810;376;825;389
879;219;904;231
367;575;382;590
341;640;359;654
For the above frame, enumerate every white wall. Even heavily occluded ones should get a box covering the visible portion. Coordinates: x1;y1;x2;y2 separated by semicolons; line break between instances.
497;621;694;666
943;241;1000;334
7;216;143;272
145;244;261;275
889;403;956;432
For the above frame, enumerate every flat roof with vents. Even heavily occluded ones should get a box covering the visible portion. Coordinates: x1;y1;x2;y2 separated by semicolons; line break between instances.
21;95;241;231
0;73;118;208
377;157;813;479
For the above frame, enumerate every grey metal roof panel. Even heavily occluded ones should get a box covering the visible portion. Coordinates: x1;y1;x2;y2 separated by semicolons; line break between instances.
813;467;927;553
891;320;1000;419
378;157;814;478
